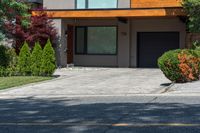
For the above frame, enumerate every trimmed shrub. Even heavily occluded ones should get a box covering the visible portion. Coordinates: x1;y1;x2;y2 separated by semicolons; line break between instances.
17;42;31;76
6;48;18;76
0;67;9;77
40;39;56;76
30;42;43;76
158;49;200;83
0;45;9;68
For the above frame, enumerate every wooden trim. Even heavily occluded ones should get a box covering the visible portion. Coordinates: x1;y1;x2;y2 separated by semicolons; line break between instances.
131;0;182;8
32;8;186;18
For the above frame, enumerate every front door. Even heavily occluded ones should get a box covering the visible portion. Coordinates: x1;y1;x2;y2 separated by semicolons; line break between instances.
67;25;74;64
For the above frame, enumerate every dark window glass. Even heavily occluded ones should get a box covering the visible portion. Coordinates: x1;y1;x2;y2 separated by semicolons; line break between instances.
76;27;117;55
76;27;85;54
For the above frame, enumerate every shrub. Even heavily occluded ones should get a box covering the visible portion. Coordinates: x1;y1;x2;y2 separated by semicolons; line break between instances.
0;45;9;68
158;49;200;83
17;42;31;76
40;39;56;76
0;67;9;77
6;48;18;76
30;42;43;76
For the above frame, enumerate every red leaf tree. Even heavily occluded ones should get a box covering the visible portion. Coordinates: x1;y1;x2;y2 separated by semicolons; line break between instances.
6;11;58;53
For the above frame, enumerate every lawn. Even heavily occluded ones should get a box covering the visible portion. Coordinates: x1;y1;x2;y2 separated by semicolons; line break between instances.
0;76;54;90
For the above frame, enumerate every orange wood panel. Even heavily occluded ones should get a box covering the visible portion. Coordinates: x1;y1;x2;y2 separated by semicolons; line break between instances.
32;8;186;18
131;0;182;8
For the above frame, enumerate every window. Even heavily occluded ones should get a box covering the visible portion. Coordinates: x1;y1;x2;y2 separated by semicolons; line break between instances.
76;0;117;9
76;27;117;55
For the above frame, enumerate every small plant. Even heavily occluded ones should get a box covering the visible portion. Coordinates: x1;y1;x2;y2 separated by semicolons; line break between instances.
40;39;56;76
0;45;10;68
192;41;200;50
158;49;200;83
17;42;31;76
30;42;43;76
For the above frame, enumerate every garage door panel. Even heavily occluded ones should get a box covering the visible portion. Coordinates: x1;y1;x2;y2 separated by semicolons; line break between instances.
138;32;179;68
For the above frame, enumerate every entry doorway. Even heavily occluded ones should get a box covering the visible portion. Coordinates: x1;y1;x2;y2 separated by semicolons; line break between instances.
67;25;74;64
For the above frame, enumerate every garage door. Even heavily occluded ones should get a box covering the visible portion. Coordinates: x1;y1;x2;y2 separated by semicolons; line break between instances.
137;32;179;68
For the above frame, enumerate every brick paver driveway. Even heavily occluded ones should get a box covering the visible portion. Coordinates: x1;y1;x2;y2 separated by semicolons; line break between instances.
0;68;170;97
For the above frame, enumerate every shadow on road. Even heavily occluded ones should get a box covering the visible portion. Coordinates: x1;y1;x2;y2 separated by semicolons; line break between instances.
0;97;200;133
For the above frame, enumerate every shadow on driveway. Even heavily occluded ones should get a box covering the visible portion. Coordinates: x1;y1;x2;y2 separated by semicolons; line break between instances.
0;97;200;132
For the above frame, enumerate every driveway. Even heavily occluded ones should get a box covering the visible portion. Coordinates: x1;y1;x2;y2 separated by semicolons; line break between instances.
0;68;171;98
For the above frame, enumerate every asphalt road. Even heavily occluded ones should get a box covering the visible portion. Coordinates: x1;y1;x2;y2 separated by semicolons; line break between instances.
0;95;200;133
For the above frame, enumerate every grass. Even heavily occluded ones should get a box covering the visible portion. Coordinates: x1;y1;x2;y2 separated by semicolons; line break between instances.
0;76;54;90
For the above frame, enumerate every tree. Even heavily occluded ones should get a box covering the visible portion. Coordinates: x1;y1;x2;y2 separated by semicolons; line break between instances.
40;39;56;76
30;41;43;76
182;0;200;32
0;0;30;41
6;11;58;53
17;41;31;75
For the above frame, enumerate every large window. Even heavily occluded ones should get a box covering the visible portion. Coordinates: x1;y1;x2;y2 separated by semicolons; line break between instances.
76;0;117;9
76;27;117;55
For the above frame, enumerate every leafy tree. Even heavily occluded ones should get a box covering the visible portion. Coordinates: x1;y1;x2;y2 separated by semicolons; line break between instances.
6;11;57;53
182;0;200;32
30;42;43;76
0;0;30;41
17;41;31;75
40;39;56;76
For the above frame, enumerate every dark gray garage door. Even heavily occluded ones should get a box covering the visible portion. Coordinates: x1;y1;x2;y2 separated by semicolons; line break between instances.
137;32;179;68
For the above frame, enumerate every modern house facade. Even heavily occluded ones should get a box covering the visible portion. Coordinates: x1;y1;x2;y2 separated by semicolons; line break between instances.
34;0;186;68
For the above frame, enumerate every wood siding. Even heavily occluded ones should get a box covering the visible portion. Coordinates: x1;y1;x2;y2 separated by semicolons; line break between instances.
131;0;182;8
32;8;185;18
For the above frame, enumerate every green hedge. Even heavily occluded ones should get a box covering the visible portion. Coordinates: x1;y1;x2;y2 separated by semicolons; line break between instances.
0;40;56;77
158;49;200;83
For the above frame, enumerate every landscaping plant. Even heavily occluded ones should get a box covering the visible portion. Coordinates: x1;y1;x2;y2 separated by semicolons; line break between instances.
0;0;30;41
17;42;31;76
158;49;200;83
182;0;200;32
0;45;10;68
0;45;18;77
30;42;43;76
40;39;56;76
6;11;57;52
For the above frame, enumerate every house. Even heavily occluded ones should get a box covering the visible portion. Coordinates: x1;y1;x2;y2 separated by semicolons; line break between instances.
34;0;186;68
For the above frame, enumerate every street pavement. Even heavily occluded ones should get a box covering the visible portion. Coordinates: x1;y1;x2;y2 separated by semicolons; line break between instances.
0;68;200;132
0;96;200;133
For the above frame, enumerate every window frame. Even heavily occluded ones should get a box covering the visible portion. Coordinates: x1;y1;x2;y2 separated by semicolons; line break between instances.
75;0;119;9
75;26;118;55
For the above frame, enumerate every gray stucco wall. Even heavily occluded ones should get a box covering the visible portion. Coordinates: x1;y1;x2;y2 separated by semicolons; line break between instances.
118;0;130;8
118;19;130;67
54;17;186;68
43;0;130;9
71;19;119;67
43;0;75;9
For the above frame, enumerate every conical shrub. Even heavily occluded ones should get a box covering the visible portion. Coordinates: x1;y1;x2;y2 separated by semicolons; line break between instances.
17;42;31;76
40;39;56;76
31;42;43;76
